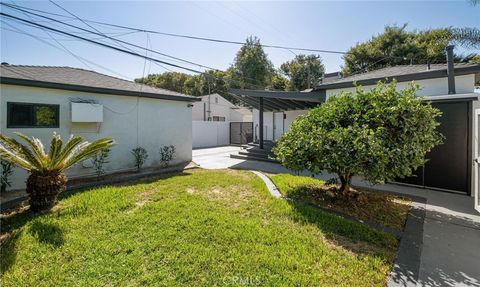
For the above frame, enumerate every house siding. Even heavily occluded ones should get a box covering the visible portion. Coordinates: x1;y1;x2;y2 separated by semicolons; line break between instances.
0;84;193;190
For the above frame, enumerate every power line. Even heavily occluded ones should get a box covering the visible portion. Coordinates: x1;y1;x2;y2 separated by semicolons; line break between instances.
1;5;271;88
0;12;269;90
0;13;204;73
1;3;221;70
0;21;134;80
2;2;348;55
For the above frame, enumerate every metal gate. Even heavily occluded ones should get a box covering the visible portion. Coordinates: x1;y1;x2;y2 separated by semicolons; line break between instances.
230;122;253;145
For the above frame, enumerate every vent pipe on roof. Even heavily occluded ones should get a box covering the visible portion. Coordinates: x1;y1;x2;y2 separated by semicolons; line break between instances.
446;45;456;94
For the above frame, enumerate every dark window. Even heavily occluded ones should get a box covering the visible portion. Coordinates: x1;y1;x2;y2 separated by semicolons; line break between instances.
7;102;59;128
212;116;226;122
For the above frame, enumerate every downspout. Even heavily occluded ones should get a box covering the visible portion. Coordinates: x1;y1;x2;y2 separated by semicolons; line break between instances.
446;45;456;94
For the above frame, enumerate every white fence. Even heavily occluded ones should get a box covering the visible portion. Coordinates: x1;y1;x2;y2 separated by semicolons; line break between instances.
192;121;230;148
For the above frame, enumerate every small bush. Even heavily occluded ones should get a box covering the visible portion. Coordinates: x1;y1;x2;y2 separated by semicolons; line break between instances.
92;148;110;178
131;147;148;171
1;159;14;192
159;145;175;167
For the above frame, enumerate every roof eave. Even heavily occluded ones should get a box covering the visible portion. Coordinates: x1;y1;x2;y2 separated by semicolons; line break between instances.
0;77;201;102
314;65;480;91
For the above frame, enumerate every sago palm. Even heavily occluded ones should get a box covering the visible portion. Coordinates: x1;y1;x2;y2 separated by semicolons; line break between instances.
0;132;114;211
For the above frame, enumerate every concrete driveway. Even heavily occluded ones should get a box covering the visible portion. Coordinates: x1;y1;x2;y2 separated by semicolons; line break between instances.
193;146;480;287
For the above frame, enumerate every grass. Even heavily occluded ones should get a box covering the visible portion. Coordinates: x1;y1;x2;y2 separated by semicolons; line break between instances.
1;169;398;286
270;173;411;231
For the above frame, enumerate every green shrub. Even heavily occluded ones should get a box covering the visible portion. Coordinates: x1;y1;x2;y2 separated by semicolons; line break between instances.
272;81;443;194
159;145;175;167
92;148;110;178
1;159;14;192
131;147;148;171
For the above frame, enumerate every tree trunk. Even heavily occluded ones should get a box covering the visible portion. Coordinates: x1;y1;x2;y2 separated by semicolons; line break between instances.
339;174;353;195
26;172;68;212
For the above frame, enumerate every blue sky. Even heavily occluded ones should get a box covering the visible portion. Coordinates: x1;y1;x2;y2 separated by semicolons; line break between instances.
1;1;479;81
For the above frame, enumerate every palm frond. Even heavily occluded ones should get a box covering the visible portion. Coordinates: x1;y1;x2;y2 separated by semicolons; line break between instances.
52;135;85;170
64;138;115;170
47;133;63;169
451;27;480;49
0;133;114;174
14;133;49;168
0;134;41;170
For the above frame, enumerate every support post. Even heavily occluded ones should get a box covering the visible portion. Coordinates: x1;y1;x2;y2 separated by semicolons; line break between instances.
259;97;264;149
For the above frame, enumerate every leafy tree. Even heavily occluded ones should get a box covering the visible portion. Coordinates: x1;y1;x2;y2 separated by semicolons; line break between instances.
230;36;274;89
0;133;114;211
268;71;290;91
280;54;325;90
342;25;480;76
272;82;443;195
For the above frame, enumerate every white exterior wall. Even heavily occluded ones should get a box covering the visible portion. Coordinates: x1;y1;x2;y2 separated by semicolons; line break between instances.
192;121;230;148
252;109;309;141
252;75;477;142
253;109;273;141
325;74;475;99
0;84;193;190
191;94;252;122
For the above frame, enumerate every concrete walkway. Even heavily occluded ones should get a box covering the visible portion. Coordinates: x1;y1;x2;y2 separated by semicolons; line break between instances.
193;146;480;287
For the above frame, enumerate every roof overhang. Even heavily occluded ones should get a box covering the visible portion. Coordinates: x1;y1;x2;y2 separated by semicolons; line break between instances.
315;65;480;91
229;88;326;112
0;77;201;102
423;93;479;103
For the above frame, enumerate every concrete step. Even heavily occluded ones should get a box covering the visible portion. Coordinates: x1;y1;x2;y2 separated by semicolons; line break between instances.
230;153;279;163
238;150;274;157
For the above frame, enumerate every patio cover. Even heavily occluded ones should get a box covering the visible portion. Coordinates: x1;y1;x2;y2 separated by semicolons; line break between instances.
229;89;326;112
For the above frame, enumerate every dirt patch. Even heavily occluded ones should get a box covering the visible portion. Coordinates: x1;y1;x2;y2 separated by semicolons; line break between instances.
273;178;411;231
324;234;394;258
186;187;196;194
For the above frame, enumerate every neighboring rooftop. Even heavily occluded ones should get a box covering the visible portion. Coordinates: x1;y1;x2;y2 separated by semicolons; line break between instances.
0;64;199;102
315;63;480;90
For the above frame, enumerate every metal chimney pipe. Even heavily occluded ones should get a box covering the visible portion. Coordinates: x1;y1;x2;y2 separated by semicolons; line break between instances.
446;45;456;94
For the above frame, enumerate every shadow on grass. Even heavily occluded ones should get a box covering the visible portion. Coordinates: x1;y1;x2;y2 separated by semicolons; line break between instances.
62;171;192;201
286;199;398;260
0;171;191;274
0;230;21;274
283;183;410;232
29;221;64;247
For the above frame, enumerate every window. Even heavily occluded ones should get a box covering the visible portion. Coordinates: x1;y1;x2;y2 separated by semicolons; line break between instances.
212;116;226;122
7;102;59;128
215;97;219;104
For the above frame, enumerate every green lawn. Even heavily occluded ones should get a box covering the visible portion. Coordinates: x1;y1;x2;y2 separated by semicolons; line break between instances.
270;174;411;231
1;169;398;286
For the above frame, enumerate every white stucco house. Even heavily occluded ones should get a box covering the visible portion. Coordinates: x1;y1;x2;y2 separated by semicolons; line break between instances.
0;64;200;190
191;93;252;122
230;52;480;210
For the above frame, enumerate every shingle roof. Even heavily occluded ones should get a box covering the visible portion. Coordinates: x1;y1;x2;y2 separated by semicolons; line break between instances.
0;65;200;102
315;63;480;90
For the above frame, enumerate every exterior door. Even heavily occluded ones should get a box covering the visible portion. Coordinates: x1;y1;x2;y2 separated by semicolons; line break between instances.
475;109;480;212
273;112;284;141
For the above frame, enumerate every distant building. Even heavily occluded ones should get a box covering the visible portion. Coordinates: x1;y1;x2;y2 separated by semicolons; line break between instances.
191;93;252;122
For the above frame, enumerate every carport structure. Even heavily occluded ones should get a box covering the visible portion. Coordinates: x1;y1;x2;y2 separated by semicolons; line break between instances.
229;88;325;149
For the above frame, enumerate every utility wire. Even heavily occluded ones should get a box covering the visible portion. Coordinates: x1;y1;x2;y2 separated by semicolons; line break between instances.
0;21;134;80
1;6;271;89
1;12;269;90
1;2;348;55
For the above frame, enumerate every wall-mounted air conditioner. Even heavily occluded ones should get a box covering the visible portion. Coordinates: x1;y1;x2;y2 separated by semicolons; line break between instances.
71;102;103;122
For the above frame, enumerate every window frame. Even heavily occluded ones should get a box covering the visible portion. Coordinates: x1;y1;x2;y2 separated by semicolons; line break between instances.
212;116;226;122
7;102;60;128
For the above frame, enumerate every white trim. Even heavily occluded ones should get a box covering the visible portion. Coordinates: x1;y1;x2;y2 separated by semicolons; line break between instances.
474;109;480;212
